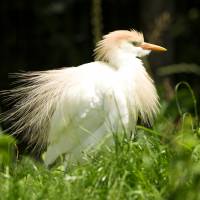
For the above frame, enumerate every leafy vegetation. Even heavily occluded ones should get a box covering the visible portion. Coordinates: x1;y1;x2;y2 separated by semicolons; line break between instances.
0;84;200;200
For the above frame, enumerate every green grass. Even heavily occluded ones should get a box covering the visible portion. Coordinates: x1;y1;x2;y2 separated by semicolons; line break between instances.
1;86;200;199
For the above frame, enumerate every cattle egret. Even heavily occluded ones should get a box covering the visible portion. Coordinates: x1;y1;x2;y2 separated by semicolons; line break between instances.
2;29;166;166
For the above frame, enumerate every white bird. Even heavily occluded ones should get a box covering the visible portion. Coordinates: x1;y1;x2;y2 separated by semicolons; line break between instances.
2;29;166;166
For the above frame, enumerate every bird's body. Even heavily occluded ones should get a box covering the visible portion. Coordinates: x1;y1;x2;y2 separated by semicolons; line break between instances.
1;30;166;165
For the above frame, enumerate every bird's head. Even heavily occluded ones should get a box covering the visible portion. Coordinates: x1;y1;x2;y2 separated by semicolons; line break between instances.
94;29;167;63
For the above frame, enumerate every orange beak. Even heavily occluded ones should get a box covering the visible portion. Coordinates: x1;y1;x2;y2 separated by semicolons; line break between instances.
140;42;167;52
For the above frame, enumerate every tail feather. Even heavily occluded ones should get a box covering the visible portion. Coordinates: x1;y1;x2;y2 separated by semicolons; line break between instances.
1;68;70;152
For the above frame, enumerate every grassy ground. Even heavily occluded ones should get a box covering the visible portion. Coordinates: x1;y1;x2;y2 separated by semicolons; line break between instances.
1;87;200;199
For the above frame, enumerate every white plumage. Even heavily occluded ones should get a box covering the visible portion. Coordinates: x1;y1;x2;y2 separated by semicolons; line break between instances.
2;30;166;165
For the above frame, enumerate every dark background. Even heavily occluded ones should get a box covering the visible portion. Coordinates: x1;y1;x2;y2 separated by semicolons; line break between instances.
0;0;200;117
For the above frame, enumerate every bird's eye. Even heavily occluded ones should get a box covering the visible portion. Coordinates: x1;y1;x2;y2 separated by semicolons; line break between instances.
131;41;141;46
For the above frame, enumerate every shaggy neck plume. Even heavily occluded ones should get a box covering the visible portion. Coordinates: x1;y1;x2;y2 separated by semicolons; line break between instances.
94;31;159;124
